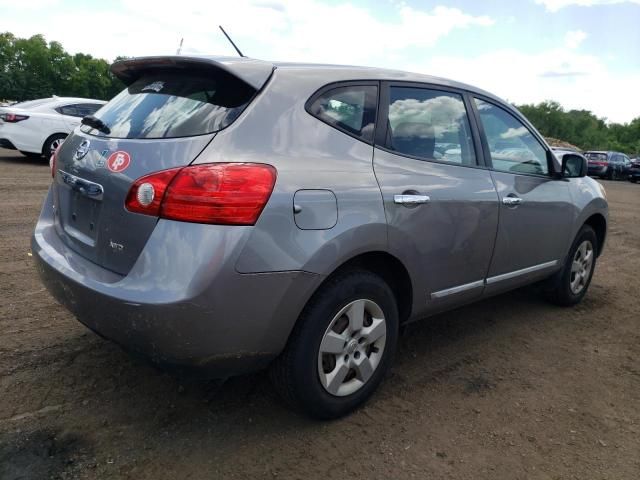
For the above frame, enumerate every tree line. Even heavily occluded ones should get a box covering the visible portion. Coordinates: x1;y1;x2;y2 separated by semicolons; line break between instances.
1;32;638;155
0;32;124;102
517;101;640;156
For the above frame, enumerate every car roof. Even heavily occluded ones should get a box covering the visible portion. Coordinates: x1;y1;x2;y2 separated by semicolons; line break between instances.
112;55;507;105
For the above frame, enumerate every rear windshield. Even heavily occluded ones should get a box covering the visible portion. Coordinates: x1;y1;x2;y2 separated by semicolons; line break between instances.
585;152;608;162
81;70;256;139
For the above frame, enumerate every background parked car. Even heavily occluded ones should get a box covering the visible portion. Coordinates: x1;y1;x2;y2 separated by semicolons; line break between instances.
0;96;106;158
629;158;640;183
584;150;633;180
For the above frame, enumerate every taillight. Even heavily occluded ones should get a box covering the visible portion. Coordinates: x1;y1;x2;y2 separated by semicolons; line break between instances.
50;144;62;178
125;163;277;225
1;113;29;122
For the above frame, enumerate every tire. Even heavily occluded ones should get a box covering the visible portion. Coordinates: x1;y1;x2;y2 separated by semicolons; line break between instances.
42;134;67;158
546;225;597;306
19;151;43;159
270;270;399;419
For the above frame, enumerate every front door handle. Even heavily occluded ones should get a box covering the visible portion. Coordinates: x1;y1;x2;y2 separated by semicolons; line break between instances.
394;194;431;206
502;196;522;207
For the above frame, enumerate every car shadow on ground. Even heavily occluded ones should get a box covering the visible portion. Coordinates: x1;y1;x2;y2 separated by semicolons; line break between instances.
0;151;48;166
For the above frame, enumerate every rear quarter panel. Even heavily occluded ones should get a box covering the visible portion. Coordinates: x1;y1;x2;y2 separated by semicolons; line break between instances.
193;68;389;276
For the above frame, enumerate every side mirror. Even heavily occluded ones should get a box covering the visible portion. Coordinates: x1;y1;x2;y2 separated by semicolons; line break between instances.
561;153;587;178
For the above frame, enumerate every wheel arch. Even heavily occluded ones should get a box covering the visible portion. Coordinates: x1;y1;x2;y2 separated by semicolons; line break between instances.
314;251;413;324
584;213;607;257
41;132;68;156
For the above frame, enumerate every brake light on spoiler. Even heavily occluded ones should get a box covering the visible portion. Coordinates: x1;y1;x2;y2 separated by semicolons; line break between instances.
125;163;277;225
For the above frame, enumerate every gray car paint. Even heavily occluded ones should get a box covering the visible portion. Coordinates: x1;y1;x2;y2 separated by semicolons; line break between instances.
32;56;608;375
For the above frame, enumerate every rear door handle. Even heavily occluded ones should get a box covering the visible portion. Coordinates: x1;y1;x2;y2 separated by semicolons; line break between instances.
502;196;522;207
394;194;431;206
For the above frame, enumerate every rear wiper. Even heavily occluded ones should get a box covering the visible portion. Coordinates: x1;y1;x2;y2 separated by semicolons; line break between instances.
81;115;111;135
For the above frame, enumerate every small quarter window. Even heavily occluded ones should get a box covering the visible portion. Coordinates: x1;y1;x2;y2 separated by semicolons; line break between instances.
307;85;377;143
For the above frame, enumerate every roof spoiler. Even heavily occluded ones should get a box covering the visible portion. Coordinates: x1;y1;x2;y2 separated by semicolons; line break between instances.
110;56;275;90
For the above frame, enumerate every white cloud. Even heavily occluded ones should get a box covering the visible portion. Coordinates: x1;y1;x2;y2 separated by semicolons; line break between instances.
5;0;493;65
417;46;640;123
536;0;640;12
564;30;587;49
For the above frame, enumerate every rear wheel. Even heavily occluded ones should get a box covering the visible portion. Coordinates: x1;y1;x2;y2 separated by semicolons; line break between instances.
270;270;399;419
546;225;597;306
42;134;67;158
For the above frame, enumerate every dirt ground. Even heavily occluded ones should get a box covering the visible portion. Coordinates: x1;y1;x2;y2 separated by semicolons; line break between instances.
0;147;638;480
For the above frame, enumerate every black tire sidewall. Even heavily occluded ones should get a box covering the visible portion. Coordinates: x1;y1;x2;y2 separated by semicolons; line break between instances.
289;271;399;419
556;226;598;305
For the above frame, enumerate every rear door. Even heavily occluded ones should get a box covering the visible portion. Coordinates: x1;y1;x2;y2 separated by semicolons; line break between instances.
52;61;270;275
372;83;499;315
471;97;573;293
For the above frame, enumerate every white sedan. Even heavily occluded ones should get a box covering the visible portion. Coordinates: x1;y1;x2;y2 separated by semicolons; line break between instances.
0;97;107;158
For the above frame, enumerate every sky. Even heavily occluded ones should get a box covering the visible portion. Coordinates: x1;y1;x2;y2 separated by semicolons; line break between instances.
1;0;639;123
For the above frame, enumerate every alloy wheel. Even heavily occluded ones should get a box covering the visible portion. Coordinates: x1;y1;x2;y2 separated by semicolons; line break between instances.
317;299;387;397
570;240;594;295
50;137;64;155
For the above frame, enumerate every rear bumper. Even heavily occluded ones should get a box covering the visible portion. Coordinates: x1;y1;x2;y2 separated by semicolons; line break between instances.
0;138;16;150
32;187;322;377
588;165;607;177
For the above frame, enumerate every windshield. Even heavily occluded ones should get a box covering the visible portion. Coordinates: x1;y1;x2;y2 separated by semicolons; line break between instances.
81;71;255;139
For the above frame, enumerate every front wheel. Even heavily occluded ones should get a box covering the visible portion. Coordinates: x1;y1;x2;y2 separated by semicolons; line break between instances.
270;270;399;419
546;225;597;306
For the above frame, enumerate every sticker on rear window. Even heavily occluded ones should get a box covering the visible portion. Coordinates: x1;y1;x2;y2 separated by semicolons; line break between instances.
141;81;165;93
107;151;131;173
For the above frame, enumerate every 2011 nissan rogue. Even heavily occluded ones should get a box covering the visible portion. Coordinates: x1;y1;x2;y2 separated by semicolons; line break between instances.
32;56;608;419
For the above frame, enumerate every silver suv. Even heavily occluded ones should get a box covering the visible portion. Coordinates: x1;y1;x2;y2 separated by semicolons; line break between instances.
33;56;608;418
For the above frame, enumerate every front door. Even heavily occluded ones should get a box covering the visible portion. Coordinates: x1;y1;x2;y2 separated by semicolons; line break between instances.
372;84;499;317
471;97;574;294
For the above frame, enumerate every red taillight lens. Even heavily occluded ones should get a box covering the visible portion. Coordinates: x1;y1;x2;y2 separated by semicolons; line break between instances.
125;167;181;216
125;163;277;225
1;113;29;122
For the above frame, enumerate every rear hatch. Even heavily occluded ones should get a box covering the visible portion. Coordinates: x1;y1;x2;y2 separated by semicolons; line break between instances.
585;152;608;167
51;56;274;275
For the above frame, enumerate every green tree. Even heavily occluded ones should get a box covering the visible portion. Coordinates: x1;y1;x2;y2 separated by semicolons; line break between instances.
517;100;640;156
0;32;124;102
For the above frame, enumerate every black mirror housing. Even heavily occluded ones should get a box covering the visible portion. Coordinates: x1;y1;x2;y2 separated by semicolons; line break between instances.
561;153;588;178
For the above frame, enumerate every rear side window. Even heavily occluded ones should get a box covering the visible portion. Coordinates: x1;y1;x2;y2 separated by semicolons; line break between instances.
57;104;103;118
385;87;476;165
307;85;377;143
81;71;255;139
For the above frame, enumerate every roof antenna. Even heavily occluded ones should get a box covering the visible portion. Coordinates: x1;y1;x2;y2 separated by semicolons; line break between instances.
176;37;183;55
218;26;245;58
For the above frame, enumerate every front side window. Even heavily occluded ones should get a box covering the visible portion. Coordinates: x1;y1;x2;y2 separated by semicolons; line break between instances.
474;98;549;175
307;85;377;143
385;87;476;165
